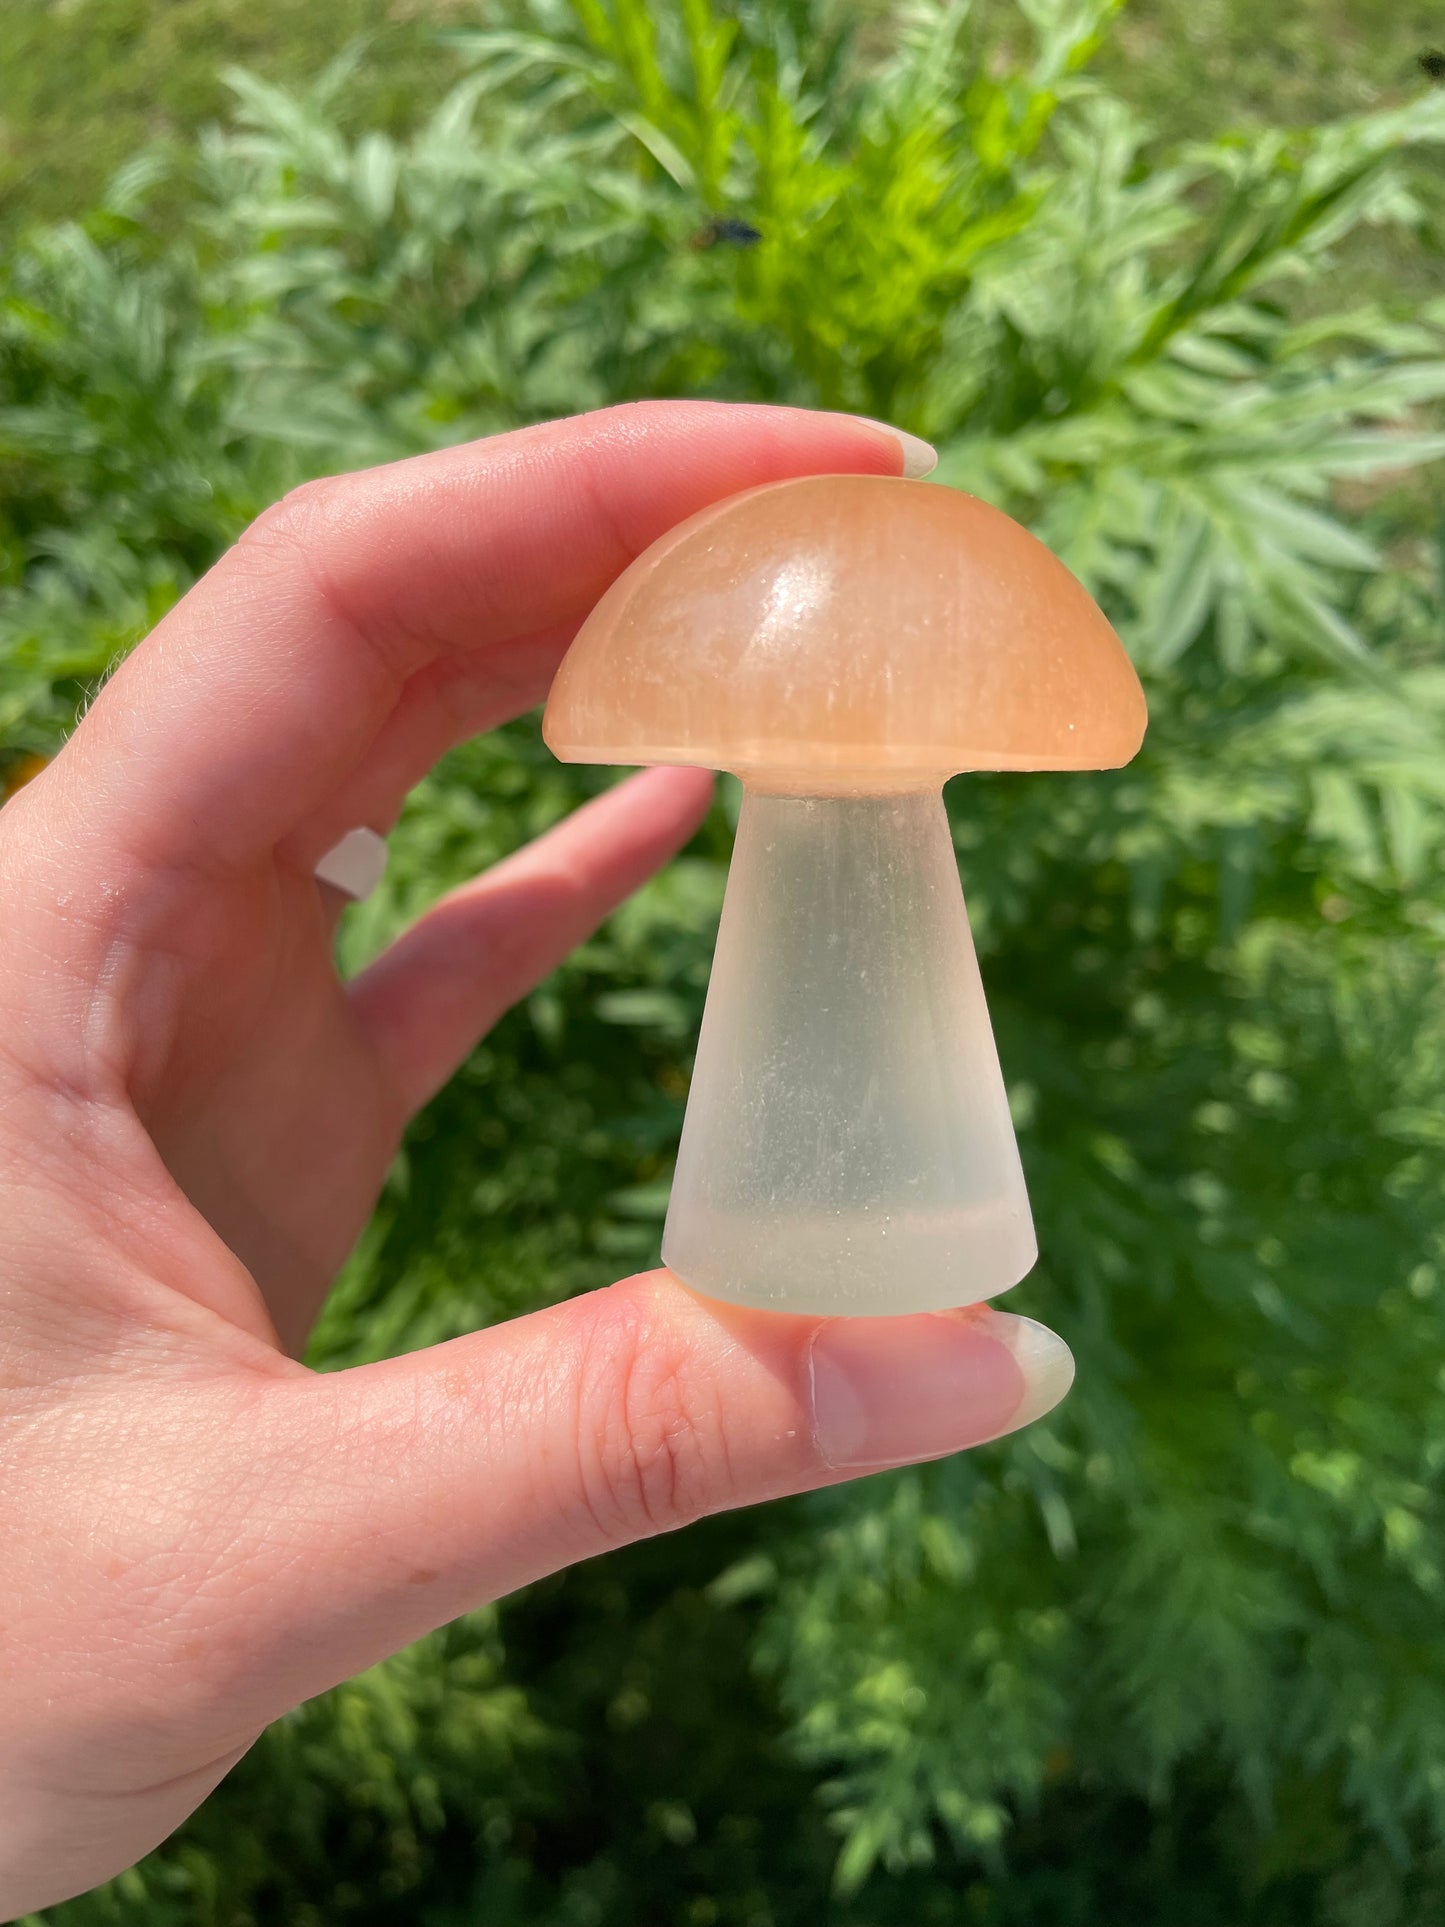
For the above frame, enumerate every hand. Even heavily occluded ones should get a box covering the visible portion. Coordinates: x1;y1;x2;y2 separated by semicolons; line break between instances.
0;402;1073;1913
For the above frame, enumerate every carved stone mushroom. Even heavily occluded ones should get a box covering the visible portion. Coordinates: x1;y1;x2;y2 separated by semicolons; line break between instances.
544;474;1147;1317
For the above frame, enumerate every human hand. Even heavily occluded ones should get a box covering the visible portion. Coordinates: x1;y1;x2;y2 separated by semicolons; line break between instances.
0;402;1074;1913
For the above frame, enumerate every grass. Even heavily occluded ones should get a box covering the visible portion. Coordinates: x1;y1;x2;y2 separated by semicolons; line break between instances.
2;0;1441;229
1103;0;1438;134
0;0;467;225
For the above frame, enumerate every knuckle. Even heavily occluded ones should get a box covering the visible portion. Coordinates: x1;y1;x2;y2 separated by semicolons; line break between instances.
236;474;347;561
577;1287;731;1542
231;476;410;682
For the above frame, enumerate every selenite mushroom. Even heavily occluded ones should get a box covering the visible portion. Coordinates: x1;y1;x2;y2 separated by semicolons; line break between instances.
543;474;1147;1317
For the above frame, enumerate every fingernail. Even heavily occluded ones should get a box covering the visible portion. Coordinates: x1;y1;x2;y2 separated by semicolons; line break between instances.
848;416;938;479
808;1309;1074;1470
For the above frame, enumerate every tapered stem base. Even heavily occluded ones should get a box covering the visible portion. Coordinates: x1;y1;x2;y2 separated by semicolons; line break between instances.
662;788;1037;1317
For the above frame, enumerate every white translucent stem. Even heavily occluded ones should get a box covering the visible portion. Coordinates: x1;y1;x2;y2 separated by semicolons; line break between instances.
662;787;1037;1317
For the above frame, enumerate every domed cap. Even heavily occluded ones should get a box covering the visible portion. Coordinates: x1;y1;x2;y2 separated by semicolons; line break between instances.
543;474;1146;787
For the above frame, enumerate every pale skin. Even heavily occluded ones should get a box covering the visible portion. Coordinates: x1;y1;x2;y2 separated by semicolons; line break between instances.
0;402;1073;1913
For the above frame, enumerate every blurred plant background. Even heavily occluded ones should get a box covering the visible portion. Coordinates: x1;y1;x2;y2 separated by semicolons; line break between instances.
3;0;1444;1920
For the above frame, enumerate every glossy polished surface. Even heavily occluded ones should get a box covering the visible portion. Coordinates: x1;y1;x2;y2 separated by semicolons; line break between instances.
544;474;1146;784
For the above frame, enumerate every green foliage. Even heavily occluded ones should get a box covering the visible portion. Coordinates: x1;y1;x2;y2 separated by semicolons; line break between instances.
3;1;1443;1920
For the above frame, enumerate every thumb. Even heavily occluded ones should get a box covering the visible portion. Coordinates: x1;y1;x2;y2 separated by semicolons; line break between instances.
229;1272;1073;1717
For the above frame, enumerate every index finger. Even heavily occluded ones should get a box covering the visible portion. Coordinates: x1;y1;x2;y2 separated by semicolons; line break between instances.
58;403;921;877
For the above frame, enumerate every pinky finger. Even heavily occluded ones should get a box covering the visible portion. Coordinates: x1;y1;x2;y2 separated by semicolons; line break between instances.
348;764;715;1118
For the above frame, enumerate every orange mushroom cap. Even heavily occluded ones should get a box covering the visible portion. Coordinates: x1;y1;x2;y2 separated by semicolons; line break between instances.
543;474;1146;791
